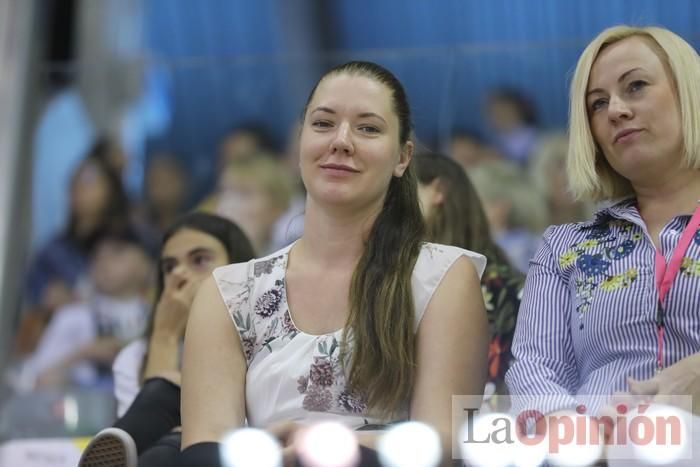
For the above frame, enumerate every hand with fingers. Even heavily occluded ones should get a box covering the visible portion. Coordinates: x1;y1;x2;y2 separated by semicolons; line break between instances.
143;277;199;381
626;352;700;415
266;420;305;467
153;276;199;340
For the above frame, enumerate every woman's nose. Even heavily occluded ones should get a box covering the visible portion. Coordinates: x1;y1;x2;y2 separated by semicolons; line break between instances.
330;122;354;155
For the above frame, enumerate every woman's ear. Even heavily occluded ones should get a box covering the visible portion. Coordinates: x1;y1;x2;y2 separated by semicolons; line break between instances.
393;141;414;177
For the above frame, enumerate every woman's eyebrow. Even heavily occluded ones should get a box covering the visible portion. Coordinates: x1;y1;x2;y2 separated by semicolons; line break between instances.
186;247;214;257
357;112;387;124
587;67;645;97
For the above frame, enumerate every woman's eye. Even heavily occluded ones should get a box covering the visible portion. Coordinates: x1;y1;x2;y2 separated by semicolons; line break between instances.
311;120;333;129
160;261;176;275
192;254;213;268
589;98;607;112
628;80;647;93
358;125;380;134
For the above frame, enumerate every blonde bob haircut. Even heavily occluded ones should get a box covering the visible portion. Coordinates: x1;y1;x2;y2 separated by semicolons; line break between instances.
568;25;700;202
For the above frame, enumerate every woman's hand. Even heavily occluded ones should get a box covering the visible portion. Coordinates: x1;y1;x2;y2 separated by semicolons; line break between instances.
143;280;198;380
267;420;304;467
152;279;198;340
627;352;700;414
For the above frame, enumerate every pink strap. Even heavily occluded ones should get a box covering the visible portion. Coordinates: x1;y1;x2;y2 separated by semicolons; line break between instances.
654;206;700;304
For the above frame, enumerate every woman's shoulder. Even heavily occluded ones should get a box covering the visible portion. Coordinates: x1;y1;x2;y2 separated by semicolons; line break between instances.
539;200;633;250
410;243;484;331
416;242;487;278
213;244;292;283
212;244;293;312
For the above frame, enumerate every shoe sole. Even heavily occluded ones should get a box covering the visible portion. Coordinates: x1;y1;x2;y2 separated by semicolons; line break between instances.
78;428;137;467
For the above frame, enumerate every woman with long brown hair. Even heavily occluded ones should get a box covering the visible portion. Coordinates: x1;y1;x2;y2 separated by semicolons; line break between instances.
179;61;488;466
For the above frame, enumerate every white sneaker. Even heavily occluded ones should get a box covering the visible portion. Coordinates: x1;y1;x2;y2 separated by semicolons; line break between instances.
78;427;138;467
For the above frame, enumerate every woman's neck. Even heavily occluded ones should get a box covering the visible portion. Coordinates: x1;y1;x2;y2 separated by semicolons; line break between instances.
294;196;383;271
634;170;700;243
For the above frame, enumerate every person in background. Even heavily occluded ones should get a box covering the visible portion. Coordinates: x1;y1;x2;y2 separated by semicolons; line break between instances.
178;61;488;467
269;122;306;251
484;87;540;166
77;213;255;467
506;25;700;418
446;128;500;172
415;152;524;402
19;227;154;392
18;148;131;354
217;122;276;167
207;154;294;255
469;159;546;273
529;133;595;226
134;154;190;240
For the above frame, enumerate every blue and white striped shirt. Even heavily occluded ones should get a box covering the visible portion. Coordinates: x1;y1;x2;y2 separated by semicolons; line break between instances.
506;198;700;414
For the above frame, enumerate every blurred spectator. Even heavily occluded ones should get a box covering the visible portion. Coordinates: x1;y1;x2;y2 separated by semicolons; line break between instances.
202;154;294;255
470;160;546;273
17;150;131;354
217;122;276;167
16;228;154;392
88;136;129;177
530;133;595;225
30;88;94;252
484;87;540;166
415;152;525;402
269;122;305;251
134;154;190;240
112;212;254;417
447;128;500;171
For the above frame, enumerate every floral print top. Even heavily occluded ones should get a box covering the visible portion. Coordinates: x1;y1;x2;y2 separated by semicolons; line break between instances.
482;260;525;397
213;242;486;429
506;198;700;414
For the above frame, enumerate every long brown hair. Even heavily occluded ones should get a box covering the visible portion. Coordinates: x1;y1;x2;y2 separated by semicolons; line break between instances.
415;152;511;266
303;61;425;419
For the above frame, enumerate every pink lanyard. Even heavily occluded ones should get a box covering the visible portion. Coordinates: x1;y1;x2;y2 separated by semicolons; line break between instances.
653;205;700;371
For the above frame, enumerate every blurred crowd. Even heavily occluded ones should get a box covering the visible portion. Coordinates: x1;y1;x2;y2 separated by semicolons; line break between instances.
2;84;593;438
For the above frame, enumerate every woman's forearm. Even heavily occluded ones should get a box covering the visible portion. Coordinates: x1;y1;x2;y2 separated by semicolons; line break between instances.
143;333;180;380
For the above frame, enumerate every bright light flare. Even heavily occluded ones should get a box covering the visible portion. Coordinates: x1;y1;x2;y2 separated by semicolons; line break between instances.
220;428;282;467
377;421;442;467
295;421;360;467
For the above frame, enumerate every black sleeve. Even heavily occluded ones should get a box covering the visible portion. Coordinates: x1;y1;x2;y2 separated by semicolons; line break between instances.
113;377;181;454
177;442;223;467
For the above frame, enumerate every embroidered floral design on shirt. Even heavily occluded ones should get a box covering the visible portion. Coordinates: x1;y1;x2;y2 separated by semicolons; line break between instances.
605;240;636;260
599;268;638;291
577;254;612;276
680;257;700;277
567;220;644;329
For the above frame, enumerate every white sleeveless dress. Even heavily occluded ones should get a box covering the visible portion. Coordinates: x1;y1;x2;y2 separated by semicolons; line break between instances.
212;242;486;429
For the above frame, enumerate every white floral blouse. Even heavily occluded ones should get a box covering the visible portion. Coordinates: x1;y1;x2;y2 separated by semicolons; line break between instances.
212;242;486;429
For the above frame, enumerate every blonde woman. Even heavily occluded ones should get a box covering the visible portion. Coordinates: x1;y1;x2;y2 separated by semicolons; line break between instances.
506;26;700;416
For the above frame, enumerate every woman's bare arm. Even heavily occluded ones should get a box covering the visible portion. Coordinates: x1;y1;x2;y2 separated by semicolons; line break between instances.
180;276;247;449
411;256;489;463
